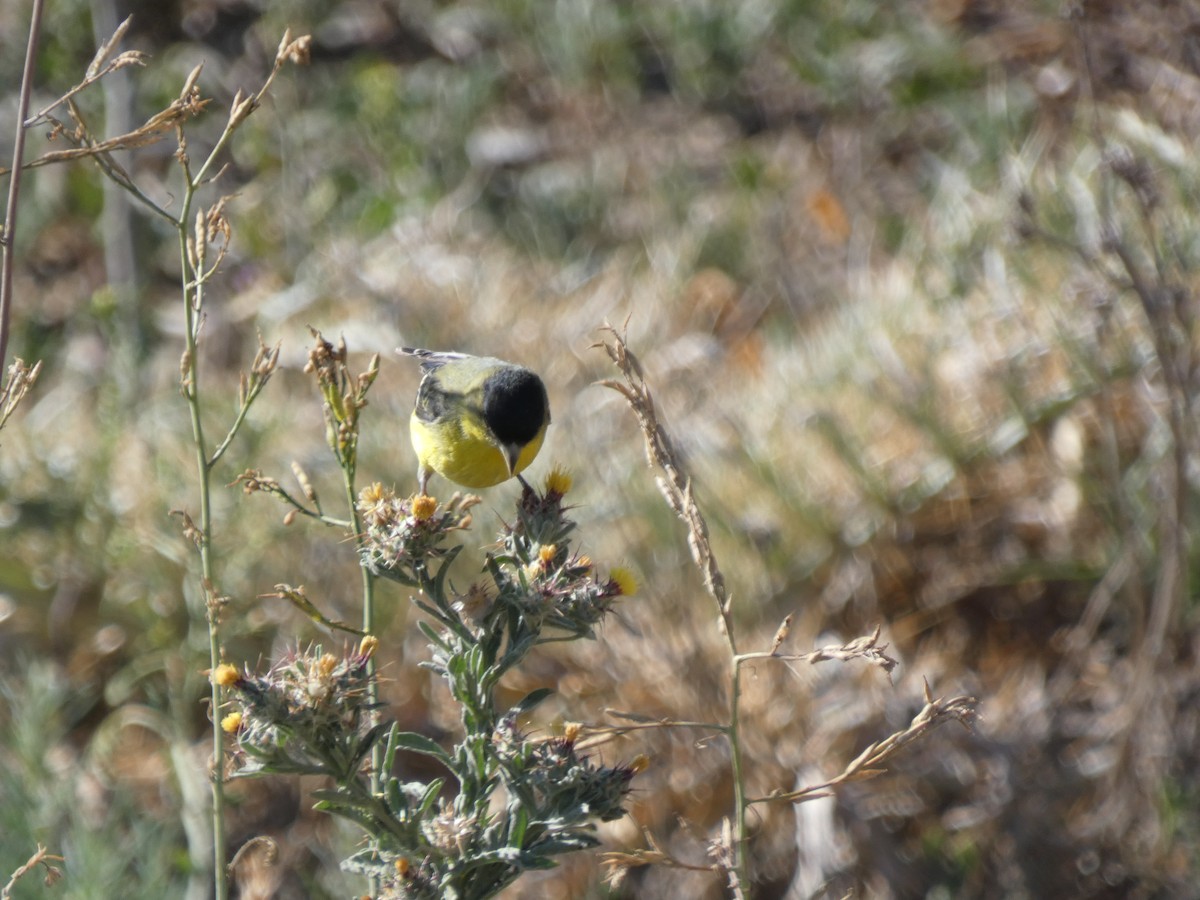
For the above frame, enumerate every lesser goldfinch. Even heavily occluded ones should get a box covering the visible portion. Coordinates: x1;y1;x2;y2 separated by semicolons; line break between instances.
399;348;550;494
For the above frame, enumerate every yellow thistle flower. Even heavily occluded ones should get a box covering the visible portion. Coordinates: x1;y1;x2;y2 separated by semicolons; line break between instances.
358;634;380;659
359;482;388;506
411;494;438;521
220;711;243;733
629;754;650;774
525;543;559;580
608;566;638;597
544;465;573;496
317;653;338;677
563;721;582;742
212;664;241;687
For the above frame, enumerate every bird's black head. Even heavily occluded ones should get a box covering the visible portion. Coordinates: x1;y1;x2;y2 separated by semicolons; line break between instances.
482;367;549;446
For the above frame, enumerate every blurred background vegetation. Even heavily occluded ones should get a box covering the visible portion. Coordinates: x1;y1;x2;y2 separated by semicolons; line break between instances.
2;0;1199;897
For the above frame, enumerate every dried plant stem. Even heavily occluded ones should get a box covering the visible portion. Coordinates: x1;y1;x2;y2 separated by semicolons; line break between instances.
599;326;978;893
341;454;383;896
750;681;978;805
4;22;303;896
0;0;45;372
170;33;309;900
1;844;63;899
294;329;383;894
597;324;750;887
176;172;230;900
0;359;41;432
1075;9;1190;667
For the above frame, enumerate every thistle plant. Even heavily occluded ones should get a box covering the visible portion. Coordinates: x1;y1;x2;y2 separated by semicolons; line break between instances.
213;640;381;784
223;471;640;898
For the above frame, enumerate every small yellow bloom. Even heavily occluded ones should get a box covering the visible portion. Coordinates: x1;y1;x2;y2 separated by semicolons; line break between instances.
395;857;410;877
317;653;338;678
212;664;241;687
544;465;573;496
629;754;650;774
221;711;243;733
525;543;559;580
359;482;388;506
411;494;438;521
608;566;638;597
563;721;582;742
358;634;380;659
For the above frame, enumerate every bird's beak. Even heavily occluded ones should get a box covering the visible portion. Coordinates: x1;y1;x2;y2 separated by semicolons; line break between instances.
502;442;522;478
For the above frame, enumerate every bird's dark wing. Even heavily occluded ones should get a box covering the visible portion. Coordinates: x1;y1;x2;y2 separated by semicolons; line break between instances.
413;370;461;423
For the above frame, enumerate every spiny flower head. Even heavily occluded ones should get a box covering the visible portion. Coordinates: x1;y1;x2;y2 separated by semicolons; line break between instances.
509;475;577;549
378;855;439;900
453;583;492;623
607;566;638;597
221;643;378;779
411;494;438;521
358;484;479;582
544;464;573;497
358;634;379;660
524;542;563;580
520;730;640;824
358;481;389;512
423;803;479;855
487;716;638;831
212;663;242;687
504;547;631;638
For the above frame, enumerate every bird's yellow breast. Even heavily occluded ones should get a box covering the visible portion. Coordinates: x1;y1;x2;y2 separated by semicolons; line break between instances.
410;411;546;489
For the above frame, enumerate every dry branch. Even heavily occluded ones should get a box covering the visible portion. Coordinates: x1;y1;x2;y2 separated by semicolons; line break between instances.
751;681;978;805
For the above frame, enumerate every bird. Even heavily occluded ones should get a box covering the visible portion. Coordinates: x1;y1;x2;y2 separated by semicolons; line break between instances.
398;347;550;494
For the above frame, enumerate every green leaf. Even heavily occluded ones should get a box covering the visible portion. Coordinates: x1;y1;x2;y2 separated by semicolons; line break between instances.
382;722;401;772
432;545;463;597
512;686;554;716
510;806;529;847
341;848;392;877
417;619;450;650
389;731;451;764
418;777;445;815
412;597;447;623
521;855;561;870
273;585;366;635
385;776;407;815
350;721;391;772
533;835;600;855
313;799;378;832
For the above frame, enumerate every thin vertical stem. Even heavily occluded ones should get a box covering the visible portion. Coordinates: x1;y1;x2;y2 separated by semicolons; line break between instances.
178;177;228;900
728;660;748;892
596;328;751;889
342;456;381;896
0;0;46;371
